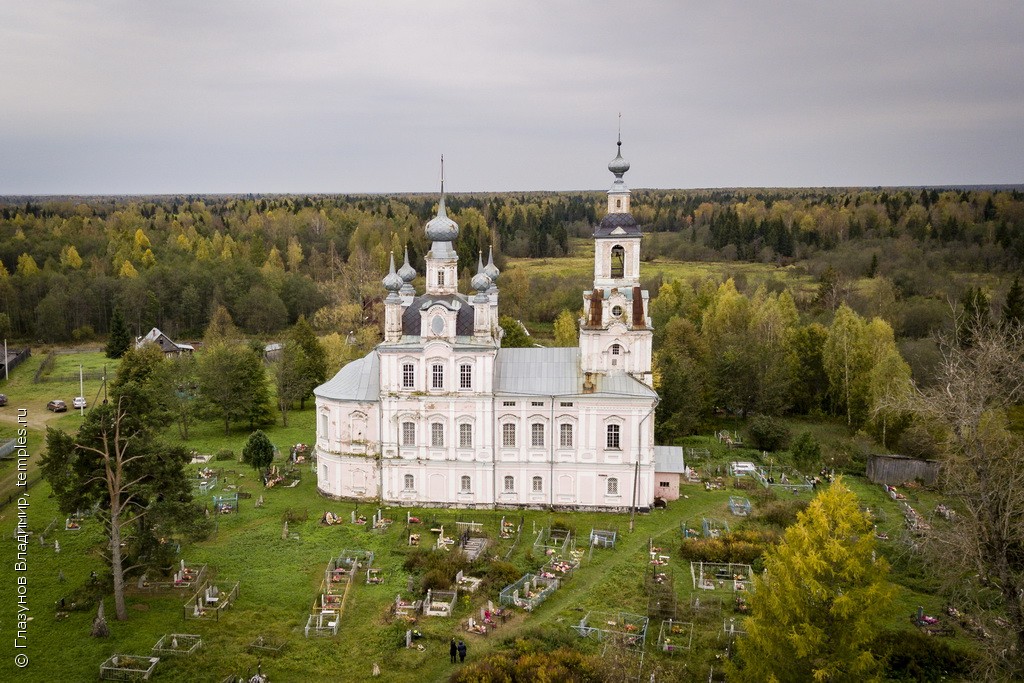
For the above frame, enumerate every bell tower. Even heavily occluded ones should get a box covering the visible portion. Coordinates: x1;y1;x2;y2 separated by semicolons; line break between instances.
579;130;653;386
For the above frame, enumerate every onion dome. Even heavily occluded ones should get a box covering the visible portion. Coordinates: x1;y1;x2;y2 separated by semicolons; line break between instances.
608;139;630;178
382;252;402;292
425;194;459;242
472;251;491;292
398;247;416;283
484;245;499;282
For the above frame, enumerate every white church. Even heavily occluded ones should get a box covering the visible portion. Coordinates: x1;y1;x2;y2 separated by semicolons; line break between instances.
314;141;682;510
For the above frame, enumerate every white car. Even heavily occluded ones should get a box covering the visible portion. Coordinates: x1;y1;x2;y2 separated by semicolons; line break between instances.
72;396;87;409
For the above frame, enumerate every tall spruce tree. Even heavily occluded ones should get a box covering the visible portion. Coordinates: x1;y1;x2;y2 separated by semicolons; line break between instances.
106;308;132;359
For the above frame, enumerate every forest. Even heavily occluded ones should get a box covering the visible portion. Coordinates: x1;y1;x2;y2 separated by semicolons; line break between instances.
1;186;1022;452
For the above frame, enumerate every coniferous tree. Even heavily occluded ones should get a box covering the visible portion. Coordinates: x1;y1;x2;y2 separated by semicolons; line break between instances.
1003;275;1024;330
106;308;132;359
732;479;893;682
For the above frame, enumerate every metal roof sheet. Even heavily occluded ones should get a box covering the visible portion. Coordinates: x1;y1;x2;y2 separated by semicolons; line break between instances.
493;347;657;399
654;446;685;474
314;351;380;402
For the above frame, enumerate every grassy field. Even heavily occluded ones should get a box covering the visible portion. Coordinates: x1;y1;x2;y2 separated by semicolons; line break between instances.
0;421;974;683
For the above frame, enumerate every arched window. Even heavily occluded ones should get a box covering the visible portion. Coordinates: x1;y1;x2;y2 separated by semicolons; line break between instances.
607;477;619;495
404;474;415;490
559;423;573;448
503;475;515;492
531;423;545;447
610;343;622;367
502;422;517;447
610;245;625;278
431;423;444;448
606;423;621;450
401;421;415;446
460;475;471;492
532;476;543;492
459;423;473;448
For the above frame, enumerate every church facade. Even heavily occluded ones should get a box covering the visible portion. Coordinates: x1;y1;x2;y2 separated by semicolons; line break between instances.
314;142;674;510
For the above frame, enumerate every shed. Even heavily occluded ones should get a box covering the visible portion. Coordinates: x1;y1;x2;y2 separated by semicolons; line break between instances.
654;446;685;501
866;454;940;486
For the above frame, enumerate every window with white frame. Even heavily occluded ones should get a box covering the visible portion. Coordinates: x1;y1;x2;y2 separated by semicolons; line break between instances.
437;270;445;287
431;363;444;390
532;476;543;492
402;363;415;388
608;477;619;495
503;475;515;492
531;401;544;407
460;475;471;492
502;422;516;447
606;423;621;450
459;423;472;448
611;343;622;367
401;421;415;446
320;413;328;440
431;423;444;448
502;400;516;407
531;423;545;447
404;474;415;490
460;364;472;390
560;423;573;448
659;481;670;488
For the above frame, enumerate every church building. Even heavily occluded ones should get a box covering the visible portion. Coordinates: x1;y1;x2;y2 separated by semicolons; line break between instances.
314;141;680;510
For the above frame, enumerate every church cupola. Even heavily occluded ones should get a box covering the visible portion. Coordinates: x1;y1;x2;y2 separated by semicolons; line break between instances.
398;246;417;303
593;133;642;289
472;251;493;339
383;252;404;342
424;157;459;296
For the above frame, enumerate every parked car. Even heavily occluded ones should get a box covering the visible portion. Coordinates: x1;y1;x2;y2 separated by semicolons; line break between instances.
46;400;67;412
72;396;87;409
0;394;7;406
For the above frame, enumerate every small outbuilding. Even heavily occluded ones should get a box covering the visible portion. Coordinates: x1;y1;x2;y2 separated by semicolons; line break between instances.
654;446;685;501
136;328;194;356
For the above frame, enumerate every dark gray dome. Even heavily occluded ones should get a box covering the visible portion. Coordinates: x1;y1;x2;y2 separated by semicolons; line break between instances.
594;212;641;237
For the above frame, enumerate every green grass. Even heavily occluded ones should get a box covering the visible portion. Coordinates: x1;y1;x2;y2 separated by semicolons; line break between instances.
0;431;976;682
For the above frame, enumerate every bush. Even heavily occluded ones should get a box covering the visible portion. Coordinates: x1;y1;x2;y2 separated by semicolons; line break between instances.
873;629;975;681
790;431;822;470
214;449;235;461
752;499;810;529
483;561;522;594
678;529;779;564
72;325;95;342
421;568;452;592
747;415;791;451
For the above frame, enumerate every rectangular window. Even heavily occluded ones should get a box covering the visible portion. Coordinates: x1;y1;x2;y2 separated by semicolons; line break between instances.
531;401;544;407
402;363;415;389
460;475;471;492
502;423;516;447
659;481;670;488
560;401;573;407
532;476;543;492
438;270;445;286
504;475;515;492
608;477;619;495
502;401;516;407
432;364;444;390
460;364;472;390
560;423;573;448
606;424;621;450
431;423;444;448
459;423;472;448
401;421;415;447
531;423;545;448
404;474;415;490
320;413;328;440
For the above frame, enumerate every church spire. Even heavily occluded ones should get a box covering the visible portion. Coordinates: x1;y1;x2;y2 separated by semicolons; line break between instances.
423;155;459;295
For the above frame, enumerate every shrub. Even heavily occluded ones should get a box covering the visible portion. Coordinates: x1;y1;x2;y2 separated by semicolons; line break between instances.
790;431;822;470
747;415;791;451
752;499;810;529
678;529;779;564
215;449;235;461
484;561;522;594
872;629;975;681
421;568;452;592
72;325;95;342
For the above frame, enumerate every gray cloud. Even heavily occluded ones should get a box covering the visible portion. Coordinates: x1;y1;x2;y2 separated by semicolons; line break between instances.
1;1;1021;193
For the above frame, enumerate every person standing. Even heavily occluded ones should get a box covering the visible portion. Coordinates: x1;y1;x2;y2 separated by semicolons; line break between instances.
449;637;457;663
457;640;467;663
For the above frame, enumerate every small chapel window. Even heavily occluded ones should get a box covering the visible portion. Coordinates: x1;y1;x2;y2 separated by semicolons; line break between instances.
461;475;472;492
504;475;515;492
404;474;415;490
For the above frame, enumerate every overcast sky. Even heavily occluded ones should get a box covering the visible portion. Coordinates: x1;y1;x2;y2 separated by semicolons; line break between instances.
1;1;1022;194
